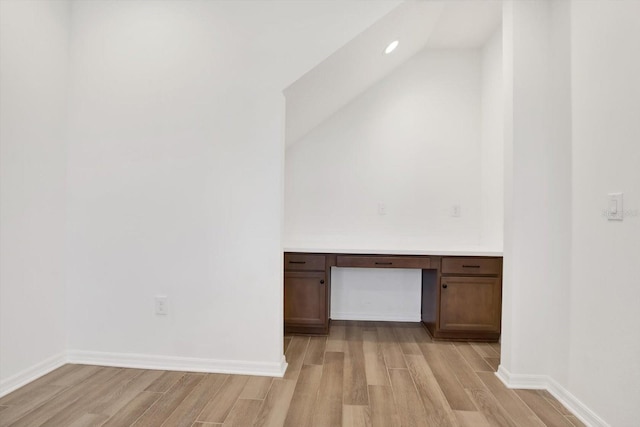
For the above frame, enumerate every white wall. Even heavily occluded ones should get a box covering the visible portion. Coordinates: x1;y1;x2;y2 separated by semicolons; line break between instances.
0;0;70;391
480;28;504;250
64;0;398;374
568;1;640;425
502;0;572;381
502;1;639;425
501;0;572;387
285;49;485;251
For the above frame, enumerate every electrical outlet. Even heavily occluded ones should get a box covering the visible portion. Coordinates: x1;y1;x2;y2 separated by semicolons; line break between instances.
451;204;461;217
155;296;168;315
378;203;387;215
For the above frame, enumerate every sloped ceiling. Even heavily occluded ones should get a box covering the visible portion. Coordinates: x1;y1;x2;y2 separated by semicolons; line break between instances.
284;0;502;147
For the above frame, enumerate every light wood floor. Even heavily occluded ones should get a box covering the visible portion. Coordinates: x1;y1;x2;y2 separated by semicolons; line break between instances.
0;321;584;427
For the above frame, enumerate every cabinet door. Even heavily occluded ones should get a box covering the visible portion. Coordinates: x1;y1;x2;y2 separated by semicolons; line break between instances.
440;276;501;332
284;271;327;327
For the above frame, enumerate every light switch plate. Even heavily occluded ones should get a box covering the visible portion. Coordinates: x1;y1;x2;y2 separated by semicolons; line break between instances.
608;193;623;221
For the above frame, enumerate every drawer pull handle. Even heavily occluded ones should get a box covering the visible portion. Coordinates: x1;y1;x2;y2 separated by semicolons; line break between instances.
289;261;306;264
320;280;325;284
442;283;448;289
375;262;393;265
462;265;480;268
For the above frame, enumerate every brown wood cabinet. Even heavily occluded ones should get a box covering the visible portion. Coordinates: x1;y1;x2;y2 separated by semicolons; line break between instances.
423;256;502;341
284;253;330;334
284;252;502;341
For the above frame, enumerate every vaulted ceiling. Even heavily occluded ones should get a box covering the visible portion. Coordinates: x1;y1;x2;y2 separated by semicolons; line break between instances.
284;0;502;147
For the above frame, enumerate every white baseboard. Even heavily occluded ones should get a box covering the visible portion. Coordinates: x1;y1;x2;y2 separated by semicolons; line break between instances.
331;312;420;322
0;352;67;398
67;350;288;378
1;350;287;399
496;365;610;427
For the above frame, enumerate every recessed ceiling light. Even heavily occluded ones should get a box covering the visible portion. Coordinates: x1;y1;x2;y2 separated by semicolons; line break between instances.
385;40;399;54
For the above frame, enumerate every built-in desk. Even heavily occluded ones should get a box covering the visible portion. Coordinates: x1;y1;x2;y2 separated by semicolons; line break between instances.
284;250;503;342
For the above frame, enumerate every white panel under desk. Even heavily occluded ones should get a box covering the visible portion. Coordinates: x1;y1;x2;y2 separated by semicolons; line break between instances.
330;267;421;322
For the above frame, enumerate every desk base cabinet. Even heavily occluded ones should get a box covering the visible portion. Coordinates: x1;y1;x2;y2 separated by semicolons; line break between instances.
284;253;330;335
284;252;502;341
423;256;502;342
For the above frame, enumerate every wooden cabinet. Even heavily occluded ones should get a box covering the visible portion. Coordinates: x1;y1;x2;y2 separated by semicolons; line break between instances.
284;253;329;334
283;252;502;341
423;257;502;341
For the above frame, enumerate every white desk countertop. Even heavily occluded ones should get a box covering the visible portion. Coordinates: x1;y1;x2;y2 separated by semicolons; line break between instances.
284;247;503;257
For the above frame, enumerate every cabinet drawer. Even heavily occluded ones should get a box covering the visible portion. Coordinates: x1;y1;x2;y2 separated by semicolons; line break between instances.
336;255;430;269
284;253;326;271
441;257;501;276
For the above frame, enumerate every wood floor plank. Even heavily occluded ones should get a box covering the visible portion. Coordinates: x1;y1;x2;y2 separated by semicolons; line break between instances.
48;365;103;387
455;410;492;427
132;373;205;426
475;372;544;427
389;368;429;427
441;345;486;390
283;336;310;381
393;326;422;355
377;326;406;369
43;368;143;426
419;343;477;411
284;337;292;353
412;325;433;343
283;364;322;427
239;376;273;400
252;379;297;427
515;389;574;427
0;365;81;406
0;364;98;406
311;352;344;427
90;369;165;416
102;391;161;427
304;336;327;366
343;405;372;427
485;357;500;371
0;385;68;426
326;324;346;352
536;389;572;415
7;367;118;427
455;343;495;372
404;354;458;427
363;330;390;387
144;371;185;393
344;325;368;405
566;415;587;427
368;385;399;427
67;413;110;427
197;375;249;424
466;388;518;427
472;343;500;358
222;398;263;427
161;373;228;427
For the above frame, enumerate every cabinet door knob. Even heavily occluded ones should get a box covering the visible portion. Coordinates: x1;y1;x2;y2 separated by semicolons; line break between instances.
320;280;325;284
442;283;448;289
